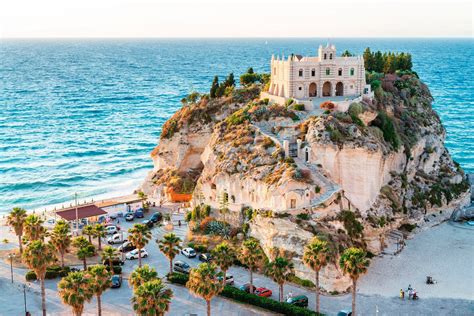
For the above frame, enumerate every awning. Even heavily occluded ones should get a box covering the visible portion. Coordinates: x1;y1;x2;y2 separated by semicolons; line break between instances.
56;204;107;221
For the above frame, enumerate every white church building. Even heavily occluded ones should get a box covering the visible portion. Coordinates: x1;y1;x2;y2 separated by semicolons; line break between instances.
267;44;367;100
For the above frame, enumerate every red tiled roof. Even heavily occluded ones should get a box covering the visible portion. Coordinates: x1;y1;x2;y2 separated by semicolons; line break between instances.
56;204;106;221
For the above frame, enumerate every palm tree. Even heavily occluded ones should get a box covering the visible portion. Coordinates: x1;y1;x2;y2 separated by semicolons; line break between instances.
212;241;236;284
50;220;72;268
93;224;106;251
238;238;266;294
129;265;158;290
265;257;294;302
24;214;47;242
157;233;181;274
87;265;111;316
132;279;173;316
101;246;118;272
186;263;223;316
73;236;95;270
128;224;151;267
339;247;370;316
82;225;95;244
58;271;93;316
6;207;27;254
303;237;329;314
22;240;56;316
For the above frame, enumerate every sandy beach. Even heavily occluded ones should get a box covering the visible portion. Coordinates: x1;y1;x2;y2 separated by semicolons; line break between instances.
359;222;474;300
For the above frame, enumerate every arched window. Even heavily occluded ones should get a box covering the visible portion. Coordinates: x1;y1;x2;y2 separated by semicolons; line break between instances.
311;69;316;77
273;67;276;75
325;68;330;76
329;53;333;60
324;53;327;60
298;69;303;77
338;68;342;76
350;68;355;76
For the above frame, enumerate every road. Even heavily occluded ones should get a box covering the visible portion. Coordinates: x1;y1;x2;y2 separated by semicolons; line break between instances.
0;209;472;315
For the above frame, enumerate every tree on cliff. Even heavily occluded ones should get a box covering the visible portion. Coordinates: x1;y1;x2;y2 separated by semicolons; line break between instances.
6;207;27;254
265;257;295;302
238;238;267;294
303;237;329;314
339;247;370;316
210;76;219;98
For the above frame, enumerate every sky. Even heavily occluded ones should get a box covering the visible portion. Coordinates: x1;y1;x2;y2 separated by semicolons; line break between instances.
0;0;472;38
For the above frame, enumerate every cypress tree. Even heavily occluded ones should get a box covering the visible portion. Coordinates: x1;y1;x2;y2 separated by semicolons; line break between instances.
225;73;235;87
210;76;219;98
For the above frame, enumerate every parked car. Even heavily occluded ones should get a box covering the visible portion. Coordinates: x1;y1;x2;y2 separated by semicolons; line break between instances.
117;211;124;218
287;295;309;308
107;233;127;245
150;212;162;223
142;219;154;229
337;310;352;316
255;287;272;297
173;261;191;274
125;212;135;221
118;241;135;253
109;213;118;220
198;253;212;262
126;248;149;260
110;275;122;288
217;275;234;285
135;209;144;218
105;225;119;235
181;247;197;258
239;283;256;293
101;257;125;266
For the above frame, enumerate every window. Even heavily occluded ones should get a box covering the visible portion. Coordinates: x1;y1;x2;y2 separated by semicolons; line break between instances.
350;85;354;89
338;68;342;76
298;69;303;77
298;87;302;91
290;199;296;209
325;68;330;76
324;53;327;60
311;69;315;77
350;68;355;76
329;53;333;60
273;67;276;75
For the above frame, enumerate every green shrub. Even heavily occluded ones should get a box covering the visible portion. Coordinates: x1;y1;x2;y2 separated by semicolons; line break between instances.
337;210;364;239
399;223;417;232
296;213;310;220
292;104;305;111
45;270;58;279
288;275;315;288
285;98;295;106
167;272;320;316
348;103;364;117
329;129;343;143
25;271;37;281
105;265;122;274
372;111;400;149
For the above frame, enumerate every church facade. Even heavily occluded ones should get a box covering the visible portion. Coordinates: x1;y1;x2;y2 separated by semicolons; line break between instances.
268;44;367;100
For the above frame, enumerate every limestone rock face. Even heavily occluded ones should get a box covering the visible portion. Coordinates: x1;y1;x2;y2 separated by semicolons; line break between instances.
250;215;352;291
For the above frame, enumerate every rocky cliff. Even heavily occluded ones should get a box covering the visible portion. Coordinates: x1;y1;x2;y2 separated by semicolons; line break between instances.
142;72;470;291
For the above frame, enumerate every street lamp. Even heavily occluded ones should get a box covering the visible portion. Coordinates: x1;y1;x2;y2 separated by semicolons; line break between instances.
23;283;30;315
8;253;16;283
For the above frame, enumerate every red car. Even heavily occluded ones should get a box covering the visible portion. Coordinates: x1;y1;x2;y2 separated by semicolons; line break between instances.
255;287;272;297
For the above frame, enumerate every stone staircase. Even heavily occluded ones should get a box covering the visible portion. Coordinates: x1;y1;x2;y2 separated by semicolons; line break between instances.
382;230;405;255
253;122;341;209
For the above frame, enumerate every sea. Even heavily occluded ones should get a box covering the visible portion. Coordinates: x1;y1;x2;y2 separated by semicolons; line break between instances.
1;38;473;213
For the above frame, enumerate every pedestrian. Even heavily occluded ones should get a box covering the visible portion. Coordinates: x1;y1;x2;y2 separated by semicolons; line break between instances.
400;289;404;299
178;220;181;227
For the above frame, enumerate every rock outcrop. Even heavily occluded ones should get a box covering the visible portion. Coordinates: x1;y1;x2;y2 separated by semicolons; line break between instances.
142;73;471;291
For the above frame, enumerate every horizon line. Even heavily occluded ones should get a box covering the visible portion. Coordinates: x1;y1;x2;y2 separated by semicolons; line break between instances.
2;36;473;40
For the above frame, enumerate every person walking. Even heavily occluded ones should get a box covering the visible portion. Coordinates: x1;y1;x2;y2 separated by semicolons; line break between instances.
400;289;404;300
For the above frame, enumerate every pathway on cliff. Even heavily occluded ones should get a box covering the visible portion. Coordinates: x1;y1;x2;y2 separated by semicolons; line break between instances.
253;122;341;209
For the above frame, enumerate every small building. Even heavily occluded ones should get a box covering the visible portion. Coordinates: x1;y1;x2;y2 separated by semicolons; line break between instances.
55;204;107;222
268;43;368;100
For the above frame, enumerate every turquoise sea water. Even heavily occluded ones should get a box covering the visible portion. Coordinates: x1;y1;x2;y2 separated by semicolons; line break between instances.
1;38;473;213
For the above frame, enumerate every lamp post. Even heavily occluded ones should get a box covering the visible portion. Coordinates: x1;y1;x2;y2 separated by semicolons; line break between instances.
23;283;29;315
8;253;16;283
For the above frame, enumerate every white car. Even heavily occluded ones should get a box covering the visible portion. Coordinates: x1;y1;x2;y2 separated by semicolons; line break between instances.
107;233;127;245
105;225;119;235
181;247;196;258
126;248;149;260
